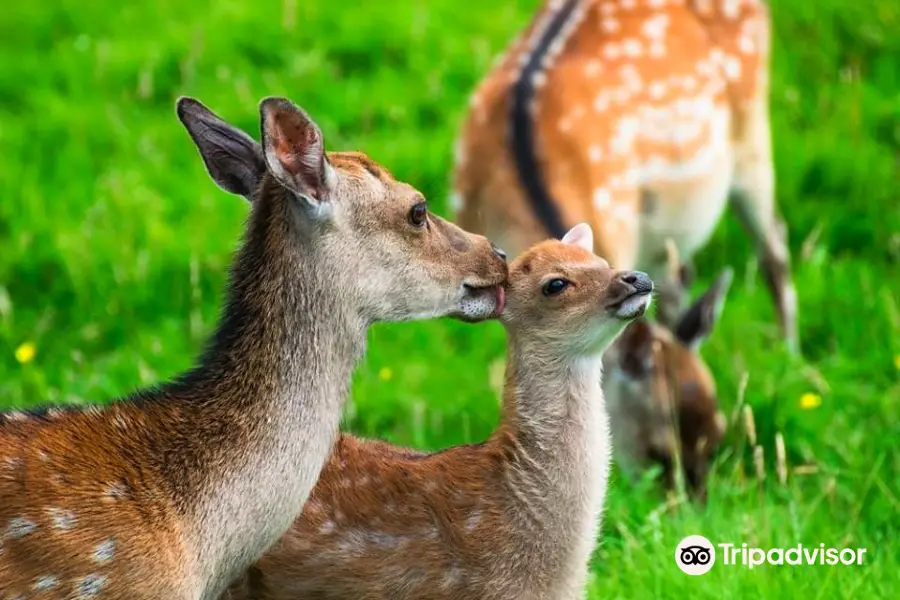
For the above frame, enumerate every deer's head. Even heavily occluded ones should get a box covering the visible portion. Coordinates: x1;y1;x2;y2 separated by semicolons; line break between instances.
502;223;653;357
176;96;508;325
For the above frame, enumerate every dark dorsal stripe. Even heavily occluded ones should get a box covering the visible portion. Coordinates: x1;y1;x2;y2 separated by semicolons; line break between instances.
508;0;581;241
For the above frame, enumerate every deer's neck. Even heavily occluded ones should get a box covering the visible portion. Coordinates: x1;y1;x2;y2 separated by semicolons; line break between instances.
163;186;366;597
494;335;611;559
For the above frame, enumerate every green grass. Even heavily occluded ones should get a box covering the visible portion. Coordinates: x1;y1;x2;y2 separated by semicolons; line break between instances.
1;0;898;597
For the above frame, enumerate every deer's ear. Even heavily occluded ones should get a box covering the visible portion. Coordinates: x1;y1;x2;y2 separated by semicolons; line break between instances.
176;97;264;202
561;223;594;253
259;97;335;214
615;319;656;380
674;268;733;350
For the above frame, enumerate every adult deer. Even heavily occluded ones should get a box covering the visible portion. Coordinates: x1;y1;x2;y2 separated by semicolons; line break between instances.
452;0;797;352
226;224;652;600
0;96;507;599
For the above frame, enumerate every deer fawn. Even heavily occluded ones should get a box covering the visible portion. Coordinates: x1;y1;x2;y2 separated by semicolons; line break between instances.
452;0;798;352
0;96;507;599
603;241;731;501
225;224;652;600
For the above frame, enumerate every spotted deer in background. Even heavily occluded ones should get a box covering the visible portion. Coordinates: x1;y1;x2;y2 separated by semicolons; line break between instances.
453;0;798;352
226;224;653;600
0;96;507;599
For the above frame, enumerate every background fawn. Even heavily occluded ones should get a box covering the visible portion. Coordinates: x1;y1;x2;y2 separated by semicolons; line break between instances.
603;242;732;501
226;224;652;600
0;97;506;599
452;0;798;352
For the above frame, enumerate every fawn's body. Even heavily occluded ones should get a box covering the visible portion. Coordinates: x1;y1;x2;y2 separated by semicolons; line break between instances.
227;225;653;600
0;98;506;599
453;0;797;349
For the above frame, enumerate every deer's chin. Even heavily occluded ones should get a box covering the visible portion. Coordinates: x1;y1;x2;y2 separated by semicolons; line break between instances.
609;292;652;320
452;285;504;322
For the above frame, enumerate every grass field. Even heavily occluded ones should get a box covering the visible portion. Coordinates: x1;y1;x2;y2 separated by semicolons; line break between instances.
1;0;898;597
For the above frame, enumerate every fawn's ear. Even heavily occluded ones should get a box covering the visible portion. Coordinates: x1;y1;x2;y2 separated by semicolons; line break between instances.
615;319;656;380
259;97;334;214
674;267;733;351
176;97;264;202
561;223;594;253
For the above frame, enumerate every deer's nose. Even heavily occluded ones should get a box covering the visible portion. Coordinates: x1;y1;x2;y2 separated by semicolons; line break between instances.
619;271;653;294
491;243;507;262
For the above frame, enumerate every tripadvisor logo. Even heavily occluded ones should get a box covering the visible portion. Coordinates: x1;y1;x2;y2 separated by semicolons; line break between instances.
675;536;868;574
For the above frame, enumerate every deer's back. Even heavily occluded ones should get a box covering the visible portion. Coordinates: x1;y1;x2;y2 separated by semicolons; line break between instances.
454;0;770;267
0;408;192;599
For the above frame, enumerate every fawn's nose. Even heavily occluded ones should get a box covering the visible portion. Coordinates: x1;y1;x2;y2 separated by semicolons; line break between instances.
491;243;508;262
619;271;654;294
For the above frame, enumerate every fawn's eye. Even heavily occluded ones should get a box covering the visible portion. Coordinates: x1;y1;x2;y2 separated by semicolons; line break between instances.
542;278;570;297
408;202;428;227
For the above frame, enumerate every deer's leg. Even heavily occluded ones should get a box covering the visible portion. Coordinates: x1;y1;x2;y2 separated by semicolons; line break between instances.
730;134;799;354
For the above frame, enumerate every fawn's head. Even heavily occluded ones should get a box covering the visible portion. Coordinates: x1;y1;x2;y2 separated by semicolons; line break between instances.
176;96;508;324
502;223;653;356
606;267;732;501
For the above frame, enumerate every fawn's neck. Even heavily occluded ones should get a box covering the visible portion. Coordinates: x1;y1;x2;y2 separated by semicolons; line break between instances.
169;185;366;597
495;334;611;546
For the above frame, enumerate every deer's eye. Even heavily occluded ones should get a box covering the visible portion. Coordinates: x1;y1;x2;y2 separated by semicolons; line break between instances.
408;202;428;227
542;278;570;296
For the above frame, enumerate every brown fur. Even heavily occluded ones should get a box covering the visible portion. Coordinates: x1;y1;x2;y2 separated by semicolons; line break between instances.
226;229;652;600
0;97;507;599
453;0;797;352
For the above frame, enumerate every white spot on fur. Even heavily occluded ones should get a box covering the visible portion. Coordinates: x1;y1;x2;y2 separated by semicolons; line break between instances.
320;520;335;534
588;145;603;163
600;2;616;16
722;0;741;19
593;188;612;209
649;41;666;58
621;0;637;8
532;71;547;88
34;575;59;590
93;538;116;562
647;0;666;7
106;482;128;499
648;81;667;100
47;508;77;530
642;13;670;40
448;191;465;214
738;34;756;54
602;18;620;34
584;60;601;77
4;411;27;422
594;93;610;112
75;574;107;596
6;517;36;538
559;117;572;133
723;55;742;80
453;139;466;166
442;565;463;590
622;38;643;58
603;43;621;60
465;511;482;532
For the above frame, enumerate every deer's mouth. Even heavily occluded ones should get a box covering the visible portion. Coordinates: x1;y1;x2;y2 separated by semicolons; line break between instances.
456;284;505;322
607;290;652;320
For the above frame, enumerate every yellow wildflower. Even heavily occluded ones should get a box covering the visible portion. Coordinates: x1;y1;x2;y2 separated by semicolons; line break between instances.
894;355;900;371
15;342;36;364
799;392;822;410
378;367;393;382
